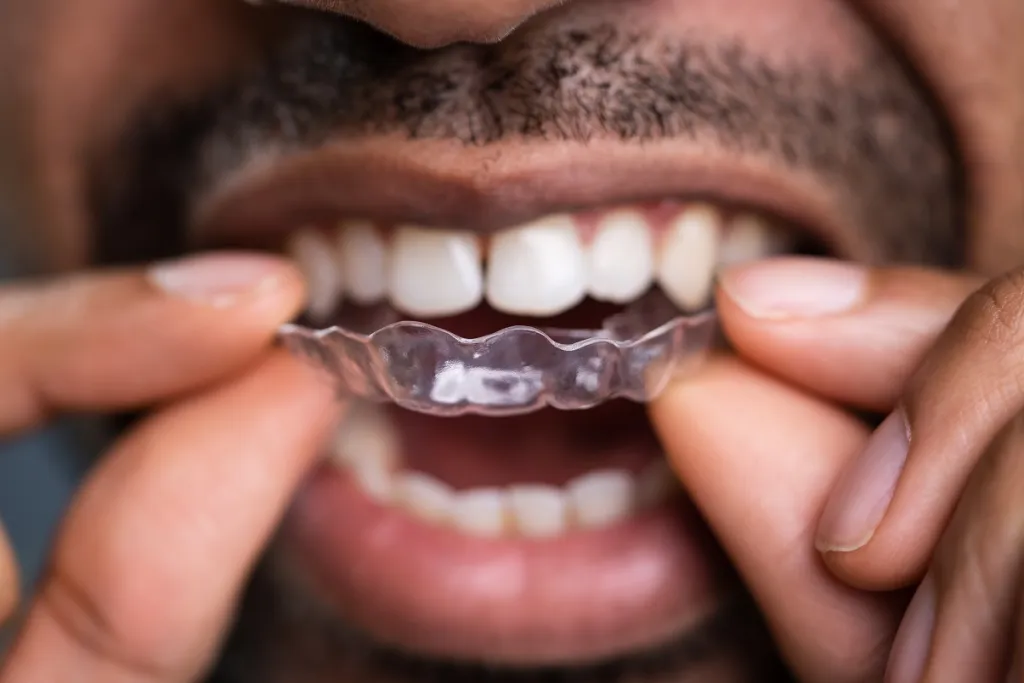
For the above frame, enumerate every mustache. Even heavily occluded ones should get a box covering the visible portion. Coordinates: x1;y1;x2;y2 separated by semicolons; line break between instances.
90;15;962;267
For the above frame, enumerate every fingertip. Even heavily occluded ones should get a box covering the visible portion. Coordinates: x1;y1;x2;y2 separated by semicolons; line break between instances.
716;257;870;322
147;251;306;322
817;534;930;593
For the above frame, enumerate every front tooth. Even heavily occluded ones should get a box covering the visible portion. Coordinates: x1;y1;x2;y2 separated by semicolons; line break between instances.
588;211;655;303
389;226;484;317
451;488;508;538
567;469;636;529
719;213;791;267
657;204;722;312
288;229;344;320
397;472;454;523
508;485;568;538
337;221;389;305
486;215;587;316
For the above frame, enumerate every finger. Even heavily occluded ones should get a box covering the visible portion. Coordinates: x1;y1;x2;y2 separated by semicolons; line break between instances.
0;252;304;435
0;521;18;624
650;356;902;683
716;257;983;411
816;268;1024;590
884;417;1024;683
0;350;336;683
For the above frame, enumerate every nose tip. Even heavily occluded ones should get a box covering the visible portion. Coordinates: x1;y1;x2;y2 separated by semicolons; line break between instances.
278;0;567;48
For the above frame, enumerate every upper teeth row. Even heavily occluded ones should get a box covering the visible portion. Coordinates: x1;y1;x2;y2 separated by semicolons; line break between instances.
288;204;790;321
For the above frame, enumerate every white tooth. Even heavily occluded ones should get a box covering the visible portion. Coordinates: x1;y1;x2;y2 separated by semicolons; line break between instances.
332;403;400;504
389;226;484;317
451;488;508;538
567;469;636;529
508;485;568;538
397;472;454;523
337;221;389;305
719;213;791;267
635;460;676;509
289;229;344;320
352;462;396;504
588;211;655;303
332;403;399;472
657;204;722;312
486;215;587;316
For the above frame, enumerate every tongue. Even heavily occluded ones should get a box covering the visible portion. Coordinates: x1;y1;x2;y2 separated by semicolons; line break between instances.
391;401;662;490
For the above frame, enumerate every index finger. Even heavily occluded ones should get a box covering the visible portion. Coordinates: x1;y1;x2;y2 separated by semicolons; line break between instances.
0;252;304;434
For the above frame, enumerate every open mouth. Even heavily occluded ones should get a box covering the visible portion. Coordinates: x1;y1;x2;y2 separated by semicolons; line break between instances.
82;0;961;677
215;198;802;665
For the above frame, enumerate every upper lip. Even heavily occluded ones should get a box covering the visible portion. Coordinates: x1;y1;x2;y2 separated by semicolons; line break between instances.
193;138;866;258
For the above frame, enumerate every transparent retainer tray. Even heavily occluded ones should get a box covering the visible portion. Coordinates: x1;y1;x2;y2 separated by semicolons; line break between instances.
278;291;718;417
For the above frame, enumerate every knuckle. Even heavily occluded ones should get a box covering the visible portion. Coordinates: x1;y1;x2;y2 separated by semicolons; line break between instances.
957;269;1024;350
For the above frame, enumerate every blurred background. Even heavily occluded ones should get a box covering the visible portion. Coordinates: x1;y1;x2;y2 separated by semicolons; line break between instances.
0;218;100;650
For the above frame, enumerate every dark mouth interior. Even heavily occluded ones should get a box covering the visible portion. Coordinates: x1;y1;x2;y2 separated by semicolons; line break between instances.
297;295;651;339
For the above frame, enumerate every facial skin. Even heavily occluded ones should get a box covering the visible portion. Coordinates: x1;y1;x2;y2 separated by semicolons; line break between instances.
1;1;1023;682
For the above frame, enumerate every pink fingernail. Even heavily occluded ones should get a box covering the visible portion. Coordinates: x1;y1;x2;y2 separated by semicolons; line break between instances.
816;408;911;553
886;575;936;683
148;253;286;307
718;257;868;319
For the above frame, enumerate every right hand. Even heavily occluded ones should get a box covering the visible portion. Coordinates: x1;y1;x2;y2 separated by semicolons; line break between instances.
649;258;986;682
0;253;337;683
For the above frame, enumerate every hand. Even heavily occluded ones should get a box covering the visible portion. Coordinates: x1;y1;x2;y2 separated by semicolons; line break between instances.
650;257;1024;682
0;254;335;683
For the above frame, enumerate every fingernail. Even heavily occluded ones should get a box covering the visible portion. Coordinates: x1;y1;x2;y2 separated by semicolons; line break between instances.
816;408;911;552
886;575;935;683
718;257;868;319
148;253;286;307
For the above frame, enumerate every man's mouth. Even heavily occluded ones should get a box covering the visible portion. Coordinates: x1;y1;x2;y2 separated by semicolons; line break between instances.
86;1;961;678
223;198;793;665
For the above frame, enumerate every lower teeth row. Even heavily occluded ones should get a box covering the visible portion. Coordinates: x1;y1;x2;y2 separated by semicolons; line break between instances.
329;405;678;539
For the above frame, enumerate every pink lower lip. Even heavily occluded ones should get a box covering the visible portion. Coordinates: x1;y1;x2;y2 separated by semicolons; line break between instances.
282;464;733;666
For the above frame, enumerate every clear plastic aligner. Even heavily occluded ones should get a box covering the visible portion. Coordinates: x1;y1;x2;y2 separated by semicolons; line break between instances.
278;292;718;417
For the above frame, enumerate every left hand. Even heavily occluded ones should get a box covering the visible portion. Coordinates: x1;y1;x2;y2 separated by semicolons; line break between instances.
650;257;1024;682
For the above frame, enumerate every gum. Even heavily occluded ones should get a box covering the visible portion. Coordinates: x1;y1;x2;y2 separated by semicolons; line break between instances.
278;292;717;417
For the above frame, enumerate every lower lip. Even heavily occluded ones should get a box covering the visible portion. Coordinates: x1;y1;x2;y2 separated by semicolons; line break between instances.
282;462;734;666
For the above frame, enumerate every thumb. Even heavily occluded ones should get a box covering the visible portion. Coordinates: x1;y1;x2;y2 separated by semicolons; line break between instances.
650;356;903;683
715;257;982;411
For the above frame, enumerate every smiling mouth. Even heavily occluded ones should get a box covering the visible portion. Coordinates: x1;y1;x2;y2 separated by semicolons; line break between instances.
259;197;794;664
87;0;960;678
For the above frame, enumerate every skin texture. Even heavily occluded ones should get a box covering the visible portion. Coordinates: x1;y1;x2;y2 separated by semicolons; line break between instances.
0;1;1023;682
